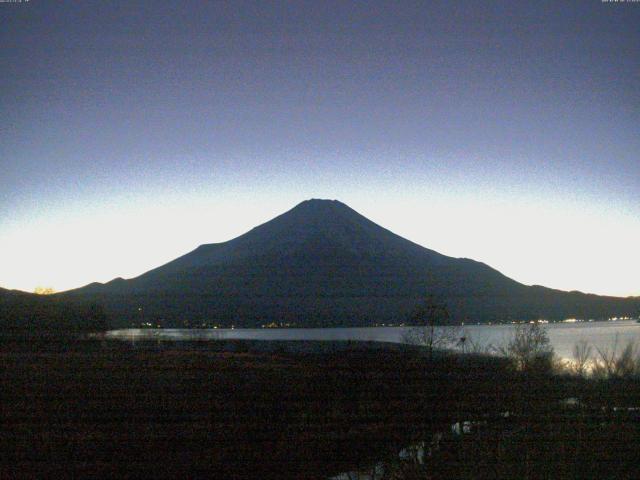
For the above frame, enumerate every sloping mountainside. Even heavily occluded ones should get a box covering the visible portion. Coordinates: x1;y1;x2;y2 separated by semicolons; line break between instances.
59;199;638;328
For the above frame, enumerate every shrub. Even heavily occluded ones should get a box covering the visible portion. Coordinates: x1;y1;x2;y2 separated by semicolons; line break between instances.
496;322;555;374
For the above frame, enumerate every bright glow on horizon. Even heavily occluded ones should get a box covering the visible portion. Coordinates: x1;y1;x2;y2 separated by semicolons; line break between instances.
1;187;638;297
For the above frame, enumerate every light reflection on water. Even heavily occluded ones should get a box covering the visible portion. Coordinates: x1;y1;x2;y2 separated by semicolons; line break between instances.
105;320;640;361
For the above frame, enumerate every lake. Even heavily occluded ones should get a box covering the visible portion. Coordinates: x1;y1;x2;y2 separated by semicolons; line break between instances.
105;320;640;361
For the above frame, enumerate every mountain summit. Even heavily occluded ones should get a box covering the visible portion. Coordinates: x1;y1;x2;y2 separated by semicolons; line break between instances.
64;199;638;328
143;198;448;276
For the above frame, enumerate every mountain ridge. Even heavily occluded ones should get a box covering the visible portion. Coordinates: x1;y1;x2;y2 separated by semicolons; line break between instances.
52;199;638;328
70;199;445;291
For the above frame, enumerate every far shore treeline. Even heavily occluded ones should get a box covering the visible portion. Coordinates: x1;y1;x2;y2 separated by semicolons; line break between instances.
0;287;108;336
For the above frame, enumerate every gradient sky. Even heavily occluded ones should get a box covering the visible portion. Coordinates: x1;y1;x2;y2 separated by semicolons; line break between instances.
1;0;638;296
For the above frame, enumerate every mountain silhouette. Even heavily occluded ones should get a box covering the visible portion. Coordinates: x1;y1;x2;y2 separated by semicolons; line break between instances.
59;199;637;328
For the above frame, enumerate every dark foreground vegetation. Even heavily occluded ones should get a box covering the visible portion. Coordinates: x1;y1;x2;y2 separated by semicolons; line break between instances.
2;338;640;479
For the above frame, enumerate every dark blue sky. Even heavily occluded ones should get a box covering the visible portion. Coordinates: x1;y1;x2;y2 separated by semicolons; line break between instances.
1;0;638;295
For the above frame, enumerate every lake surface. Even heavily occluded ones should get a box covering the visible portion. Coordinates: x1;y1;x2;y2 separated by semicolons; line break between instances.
106;320;640;361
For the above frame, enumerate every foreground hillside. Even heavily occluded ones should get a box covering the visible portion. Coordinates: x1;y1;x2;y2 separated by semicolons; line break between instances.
2;340;639;479
59;199;638;328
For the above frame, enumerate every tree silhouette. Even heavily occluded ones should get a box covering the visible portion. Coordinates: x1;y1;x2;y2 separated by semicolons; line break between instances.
402;295;460;360
496;322;554;374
